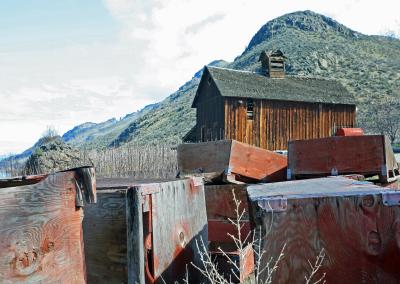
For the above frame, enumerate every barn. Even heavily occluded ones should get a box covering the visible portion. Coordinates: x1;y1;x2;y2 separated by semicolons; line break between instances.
184;50;356;150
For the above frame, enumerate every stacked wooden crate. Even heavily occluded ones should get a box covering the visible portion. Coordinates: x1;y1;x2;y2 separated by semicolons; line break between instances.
83;177;207;284
178;139;288;283
287;134;399;187
0;167;96;284
247;177;400;283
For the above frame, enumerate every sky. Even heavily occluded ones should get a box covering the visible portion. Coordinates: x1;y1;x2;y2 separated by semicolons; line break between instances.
0;0;399;155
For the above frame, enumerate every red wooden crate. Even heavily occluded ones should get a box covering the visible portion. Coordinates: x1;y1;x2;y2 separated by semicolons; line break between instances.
178;140;287;183
288;135;399;183
84;177;207;284
248;177;400;283
0;167;96;284
205;184;251;249
205;184;255;283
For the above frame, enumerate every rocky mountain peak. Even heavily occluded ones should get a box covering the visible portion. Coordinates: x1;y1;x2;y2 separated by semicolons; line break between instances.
245;10;360;53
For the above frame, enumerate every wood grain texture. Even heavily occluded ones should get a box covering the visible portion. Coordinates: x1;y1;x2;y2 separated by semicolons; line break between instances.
178;140;287;183
248;179;400;283
147;179;207;283
221;98;355;151
205;184;251;248
0;170;90;284
288;135;400;181
83;189;128;284
83;178;206;284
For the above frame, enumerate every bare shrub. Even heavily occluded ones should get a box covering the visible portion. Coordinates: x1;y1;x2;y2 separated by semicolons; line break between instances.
193;189;326;284
80;143;178;179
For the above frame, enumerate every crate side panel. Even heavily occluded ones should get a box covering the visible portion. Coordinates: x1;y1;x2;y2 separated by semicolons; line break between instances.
177;141;232;175
83;190;128;284
0;172;86;284
151;179;208;283
288;136;385;176
230;140;287;181
254;194;400;283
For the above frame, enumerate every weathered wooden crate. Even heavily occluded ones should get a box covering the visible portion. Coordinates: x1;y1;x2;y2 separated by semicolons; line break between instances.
178;140;287;183
287;135;400;183
205;184;255;283
83;177;207;284
0;167;96;284
247;177;400;283
205;184;251;250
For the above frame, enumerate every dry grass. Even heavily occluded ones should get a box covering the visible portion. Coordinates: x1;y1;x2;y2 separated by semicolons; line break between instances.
80;144;178;179
0;144;178;179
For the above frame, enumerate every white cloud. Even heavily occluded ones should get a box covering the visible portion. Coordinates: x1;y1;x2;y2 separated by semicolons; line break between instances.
1;0;399;154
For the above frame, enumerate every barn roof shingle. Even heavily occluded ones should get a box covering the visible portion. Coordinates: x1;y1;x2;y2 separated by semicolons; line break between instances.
193;66;355;106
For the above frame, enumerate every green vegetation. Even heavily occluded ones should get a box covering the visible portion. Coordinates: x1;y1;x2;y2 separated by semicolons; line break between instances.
106;10;399;147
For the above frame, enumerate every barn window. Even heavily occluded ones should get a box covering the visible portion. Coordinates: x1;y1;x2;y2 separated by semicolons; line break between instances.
246;99;254;120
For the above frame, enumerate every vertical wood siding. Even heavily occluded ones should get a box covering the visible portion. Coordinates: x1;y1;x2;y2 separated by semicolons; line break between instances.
223;98;356;151
195;74;225;141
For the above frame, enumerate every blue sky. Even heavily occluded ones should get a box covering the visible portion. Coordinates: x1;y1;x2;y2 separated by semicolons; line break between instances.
0;0;399;155
0;0;117;47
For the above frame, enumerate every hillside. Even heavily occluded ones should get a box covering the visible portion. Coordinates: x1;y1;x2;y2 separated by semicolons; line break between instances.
106;10;399;147
61;103;159;148
7;10;400;155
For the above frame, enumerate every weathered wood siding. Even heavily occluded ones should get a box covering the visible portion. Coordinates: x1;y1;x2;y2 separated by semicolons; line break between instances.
0;171;93;284
247;178;400;284
83;178;207;284
195;71;225;141
224;98;356;150
288;135;400;182
83;188;128;284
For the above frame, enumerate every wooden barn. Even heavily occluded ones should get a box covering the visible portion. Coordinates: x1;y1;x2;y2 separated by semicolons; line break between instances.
184;50;356;150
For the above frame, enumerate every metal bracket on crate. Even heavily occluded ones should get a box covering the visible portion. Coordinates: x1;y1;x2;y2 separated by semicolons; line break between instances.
257;196;288;212
382;192;400;206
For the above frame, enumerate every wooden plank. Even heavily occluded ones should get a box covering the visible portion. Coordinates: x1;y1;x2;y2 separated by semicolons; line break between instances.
131;179;207;283
0;169;96;283
205;184;250;248
178;140;287;183
127;186;145;284
83;189;128;284
247;177;400;283
229;140;287;182
177;140;232;180
288;135;399;180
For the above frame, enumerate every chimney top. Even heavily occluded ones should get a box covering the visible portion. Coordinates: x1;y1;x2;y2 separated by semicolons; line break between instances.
259;50;285;79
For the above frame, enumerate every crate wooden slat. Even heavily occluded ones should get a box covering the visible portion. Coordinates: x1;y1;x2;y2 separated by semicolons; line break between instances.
247;177;400;283
178;140;287;183
0;167;96;284
287;135;400;182
83;178;207;284
205;184;255;283
205;184;251;249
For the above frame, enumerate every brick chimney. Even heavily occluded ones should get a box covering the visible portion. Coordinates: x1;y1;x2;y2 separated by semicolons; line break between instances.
259;50;285;78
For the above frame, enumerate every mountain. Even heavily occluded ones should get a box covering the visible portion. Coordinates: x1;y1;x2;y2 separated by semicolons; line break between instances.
61;103;159;148
106;10;399;146
7;10;400;156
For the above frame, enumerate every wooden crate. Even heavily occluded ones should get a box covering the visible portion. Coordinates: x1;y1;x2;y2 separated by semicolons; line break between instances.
83;178;207;284
247;177;400;283
205;184;251;250
0;167;96;284
178;140;287;183
205;184;255;283
287;135;400;183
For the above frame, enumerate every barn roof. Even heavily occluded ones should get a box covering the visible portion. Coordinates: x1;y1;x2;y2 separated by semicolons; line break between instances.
192;66;355;107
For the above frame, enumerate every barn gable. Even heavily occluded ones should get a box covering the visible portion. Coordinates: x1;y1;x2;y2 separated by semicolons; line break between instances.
192;67;223;107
